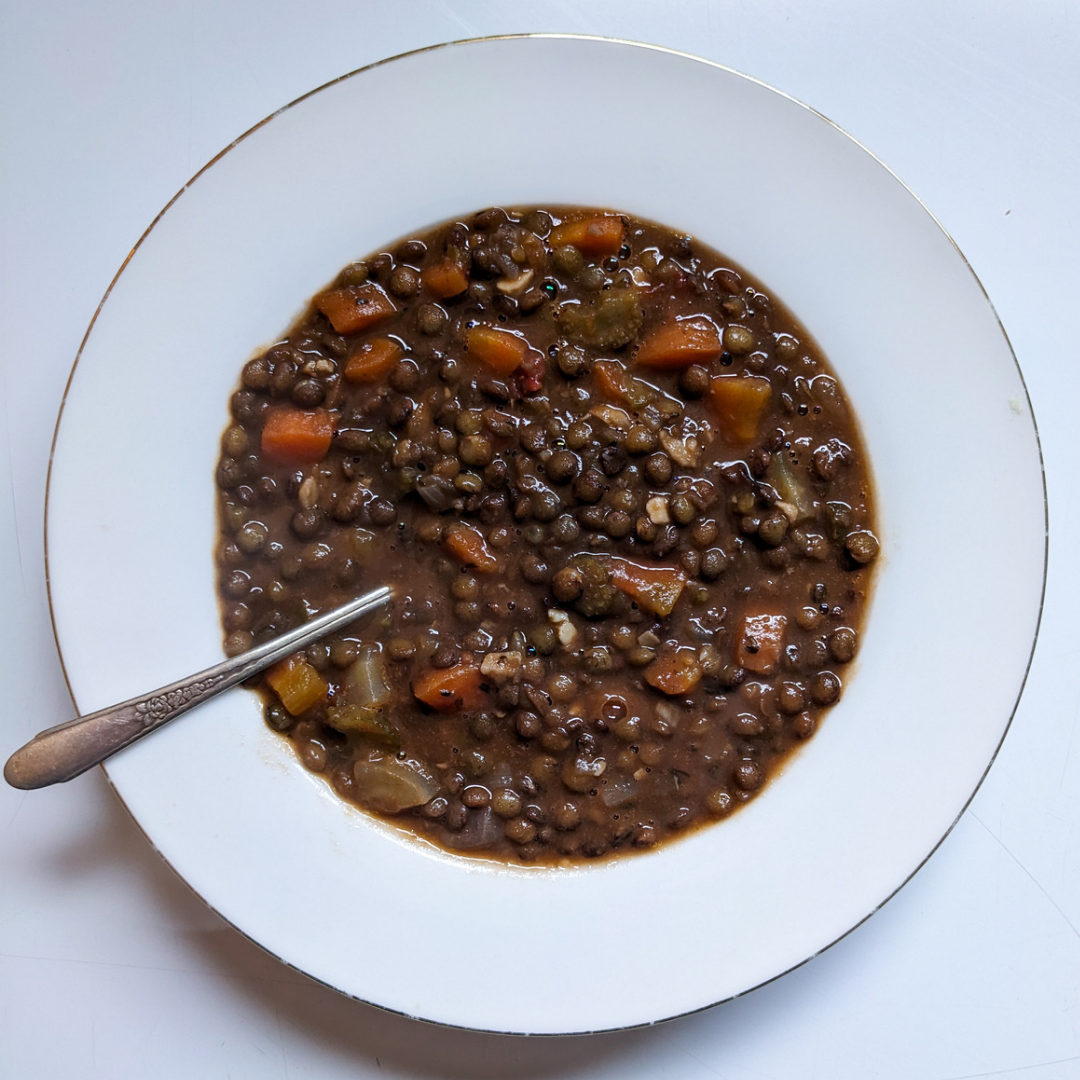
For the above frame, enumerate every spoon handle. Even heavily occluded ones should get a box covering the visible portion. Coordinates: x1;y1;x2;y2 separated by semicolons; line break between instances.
4;586;393;790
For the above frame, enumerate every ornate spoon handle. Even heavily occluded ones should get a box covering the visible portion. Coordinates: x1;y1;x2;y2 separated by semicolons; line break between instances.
4;586;392;790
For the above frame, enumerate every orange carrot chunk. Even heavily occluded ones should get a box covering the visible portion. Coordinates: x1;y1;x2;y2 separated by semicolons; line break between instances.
645;647;703;696
261;407;334;465
592;359;660;410
266;654;329;716
549;215;625;257
422;259;470;299
315;285;396;335
344;337;403;383
709;375;772;444
413;662;486;712
592;359;630;401
635;318;724;370
444;524;499;572
734;612;788;675
465;324;528;375
607;557;689;617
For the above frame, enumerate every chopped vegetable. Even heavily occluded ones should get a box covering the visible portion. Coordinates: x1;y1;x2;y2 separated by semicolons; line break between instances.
518;350;545;394
645;647;703;695
314;284;396;335
562;754;607;792
260;407;334;465
567;555;618;618
635;318;723;369
549;215;625;257
348;527;377;563
600;776;640;808
444;523;499;571
343;337;402;383
496;269;534;296
479;651;523;683
421;258;470;298
465;324;528;374
709;375;772;444
658;428;701;468
265;654;328;715
588;403;633;431
592;359;658;409
413;661;486;711
557;289;643;349
352;754;439;813
735;612;788;675
342;646;392;709
646;496;672;525
770;451;815;522
607;557;689;617
325;704;400;747
448;805;502;848
415;473;457;512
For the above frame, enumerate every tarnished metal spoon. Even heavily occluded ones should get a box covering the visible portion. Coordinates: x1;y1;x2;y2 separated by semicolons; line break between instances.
4;585;393;790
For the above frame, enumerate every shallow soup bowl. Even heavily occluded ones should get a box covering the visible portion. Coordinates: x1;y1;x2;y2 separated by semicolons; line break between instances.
45;35;1045;1034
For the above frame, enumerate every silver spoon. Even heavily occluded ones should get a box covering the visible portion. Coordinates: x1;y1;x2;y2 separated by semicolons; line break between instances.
4;585;393;790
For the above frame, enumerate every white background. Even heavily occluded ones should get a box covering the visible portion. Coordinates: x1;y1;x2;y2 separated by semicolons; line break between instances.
1;2;1077;1078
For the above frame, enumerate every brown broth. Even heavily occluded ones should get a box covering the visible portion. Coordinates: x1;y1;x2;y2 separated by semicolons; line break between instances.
214;206;878;864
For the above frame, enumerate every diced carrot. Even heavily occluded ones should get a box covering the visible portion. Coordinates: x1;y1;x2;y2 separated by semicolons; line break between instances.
592;359;658;409
549;215;625;257
343;337;402;383
265;654;329;716
709;375;772;444
734;612;788;675
465;324;529;375
607;557;689;617
422;259;470;299
645;647;703;696
261;407;334;465
635;318;723;369
593;359;629;401
413;661;486;712
443;524;499;572
314;285;396;335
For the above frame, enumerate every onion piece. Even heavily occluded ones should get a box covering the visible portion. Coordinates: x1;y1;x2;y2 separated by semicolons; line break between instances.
343;646;392;709
658;429;700;468
589;403;633;431
445;806;503;849
601;777;639;808
415;473;457;511
352;754;439;814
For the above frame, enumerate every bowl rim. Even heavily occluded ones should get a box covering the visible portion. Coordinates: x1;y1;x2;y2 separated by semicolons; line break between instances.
41;33;1049;1035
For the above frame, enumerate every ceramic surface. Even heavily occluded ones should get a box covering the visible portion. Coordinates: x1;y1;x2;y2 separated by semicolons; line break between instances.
45;36;1045;1033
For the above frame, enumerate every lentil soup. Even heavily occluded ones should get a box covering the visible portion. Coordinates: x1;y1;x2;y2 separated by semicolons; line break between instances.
214;206;878;864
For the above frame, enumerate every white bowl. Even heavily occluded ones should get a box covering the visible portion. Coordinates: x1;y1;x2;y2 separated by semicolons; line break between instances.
45;36;1045;1034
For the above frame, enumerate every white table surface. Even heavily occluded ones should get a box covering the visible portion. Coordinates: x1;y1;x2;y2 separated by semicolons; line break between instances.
2;3;1077;1077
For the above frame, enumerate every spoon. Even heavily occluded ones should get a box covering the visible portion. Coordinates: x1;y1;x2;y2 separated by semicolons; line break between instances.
4;585;393;790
